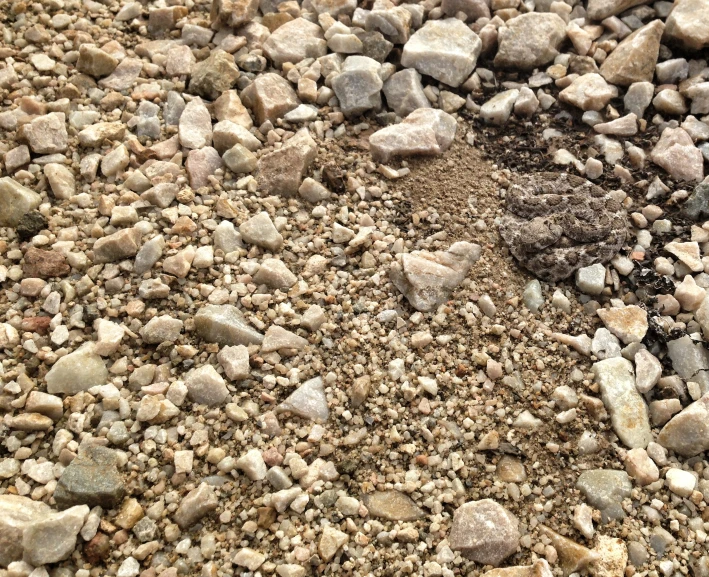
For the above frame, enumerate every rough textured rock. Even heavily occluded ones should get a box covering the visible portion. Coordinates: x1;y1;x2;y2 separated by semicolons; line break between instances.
657;393;709;456
77;44;118;78
240;211;284;251
241;73;300;125
576;469;632;522
211;0;260;28
401;19;482;88
189;49;240;100
667;335;709;394
195;305;264;346
650;127;704;182
22;112;68;154
494;13;566;70
185;364;229;406
54;445;125;509
46;344;108;395
0;177;42;228
174;483;219;529
93;228;142;263
559;73;615;111
449;499;520;566
600;20;664;86
390;241;481;312
0;495;89;567
369;108;457;163
592;357;652;449
587;0;650;20
263;18;327;67
383;69;430;117
277;377;329;422
258;129;317;196
596;306;648;344
331;56;383;117
665;0;709;50
179;98;212;150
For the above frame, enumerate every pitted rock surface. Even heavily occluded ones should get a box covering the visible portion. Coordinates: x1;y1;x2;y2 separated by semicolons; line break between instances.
498;172;627;282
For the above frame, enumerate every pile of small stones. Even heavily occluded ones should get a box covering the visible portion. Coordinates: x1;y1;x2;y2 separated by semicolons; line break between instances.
1;0;709;575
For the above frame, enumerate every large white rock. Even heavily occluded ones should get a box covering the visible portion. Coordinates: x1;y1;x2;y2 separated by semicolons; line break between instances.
559;73;615;111
277;377;329;422
494;13;566;70
665;0;709;50
382;69;430;118
401;19;482;87
0;495;89;567
331;56;383;117
592;357;652;449
390;241;481;312
263;18;327;67
46;344;108;395
650;127;704;182
658;393;709;456
369;108;457;163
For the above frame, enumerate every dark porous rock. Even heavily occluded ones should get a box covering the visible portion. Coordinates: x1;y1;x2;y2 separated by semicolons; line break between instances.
16;211;47;241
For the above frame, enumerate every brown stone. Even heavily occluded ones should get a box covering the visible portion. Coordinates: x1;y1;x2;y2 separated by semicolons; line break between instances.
23;247;70;278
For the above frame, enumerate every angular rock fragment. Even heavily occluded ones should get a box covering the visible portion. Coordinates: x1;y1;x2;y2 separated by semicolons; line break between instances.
179;98;212;149
331;56;383;117
657;393;709;456
401;19;482;87
539;526;599;575
218;345;250;380
592;357;652;449
253;258;297;289
664;0;709;50
596;306;647;344
21;112;68;154
494;13;566;70
277;377;329;422
0;177;42;227
263;18;327;67
211;0;260;28
480;90;519;125
365;0;412;45
189;49;240;100
0;495;89;567
174;483;219;529
369;108;457;163
195;304;264;346
587;0;647;20
257;129;317;196
185;365;229;406
241;73;300;125
46;344;108;395
77;44;118;78
449;499;520;566
576;470;632;522
261;326;308;353
390;241;480;312
141;315;183;344
383;69;430;118
319;526;349;561
240;211;284;251
600;20;664;86
666;335;709;394
559;74;615;111
650;127;704;182
93;227;142;263
54;445;125;509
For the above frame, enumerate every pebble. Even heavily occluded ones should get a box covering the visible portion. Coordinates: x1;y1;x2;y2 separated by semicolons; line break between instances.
401;19;482;88
449;499;520;566
576;469;632;522
592;357;652;448
362;491;425;521
277;376;329;422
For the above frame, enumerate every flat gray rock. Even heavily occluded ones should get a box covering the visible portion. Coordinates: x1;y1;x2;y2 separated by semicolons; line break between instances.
194;304;264;346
